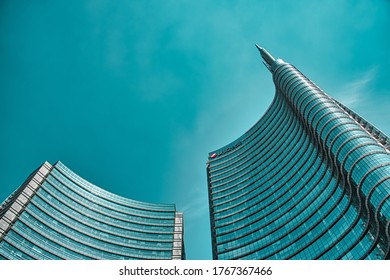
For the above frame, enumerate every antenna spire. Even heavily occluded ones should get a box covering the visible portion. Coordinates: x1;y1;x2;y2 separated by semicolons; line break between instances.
255;44;275;72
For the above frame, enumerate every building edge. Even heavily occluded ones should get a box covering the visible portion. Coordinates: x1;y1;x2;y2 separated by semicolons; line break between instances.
0;162;52;241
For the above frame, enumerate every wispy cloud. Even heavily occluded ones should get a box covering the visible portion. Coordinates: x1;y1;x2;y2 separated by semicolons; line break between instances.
181;188;209;223
336;67;377;107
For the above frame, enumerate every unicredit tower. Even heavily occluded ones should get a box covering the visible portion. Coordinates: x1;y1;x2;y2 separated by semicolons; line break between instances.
206;45;390;260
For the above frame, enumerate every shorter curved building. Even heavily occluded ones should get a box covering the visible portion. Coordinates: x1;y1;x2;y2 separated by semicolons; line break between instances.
0;161;184;260
207;46;390;260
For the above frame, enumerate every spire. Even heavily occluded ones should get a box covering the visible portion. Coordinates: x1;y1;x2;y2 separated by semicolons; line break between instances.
255;44;275;72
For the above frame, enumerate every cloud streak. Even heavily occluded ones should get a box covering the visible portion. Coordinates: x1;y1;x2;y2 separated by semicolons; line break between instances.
336;67;377;107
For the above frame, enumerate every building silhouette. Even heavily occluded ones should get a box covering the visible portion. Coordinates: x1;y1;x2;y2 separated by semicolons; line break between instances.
207;46;390;260
0;161;184;260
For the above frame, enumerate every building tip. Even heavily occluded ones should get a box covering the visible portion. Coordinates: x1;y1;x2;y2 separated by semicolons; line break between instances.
255;44;275;71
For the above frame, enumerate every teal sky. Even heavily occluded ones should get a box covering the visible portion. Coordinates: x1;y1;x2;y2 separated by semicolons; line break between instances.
1;0;389;259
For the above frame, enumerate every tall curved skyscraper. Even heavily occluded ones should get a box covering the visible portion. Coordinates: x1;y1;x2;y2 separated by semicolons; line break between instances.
207;46;390;260
0;161;184;260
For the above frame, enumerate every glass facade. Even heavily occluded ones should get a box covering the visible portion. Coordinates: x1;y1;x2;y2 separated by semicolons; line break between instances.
207;46;390;260
0;161;184;260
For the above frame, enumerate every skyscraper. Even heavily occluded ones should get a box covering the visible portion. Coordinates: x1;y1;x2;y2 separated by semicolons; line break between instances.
207;46;390;260
0;161;184;260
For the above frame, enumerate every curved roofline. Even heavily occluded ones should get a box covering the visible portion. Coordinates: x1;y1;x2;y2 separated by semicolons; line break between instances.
54;161;176;211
